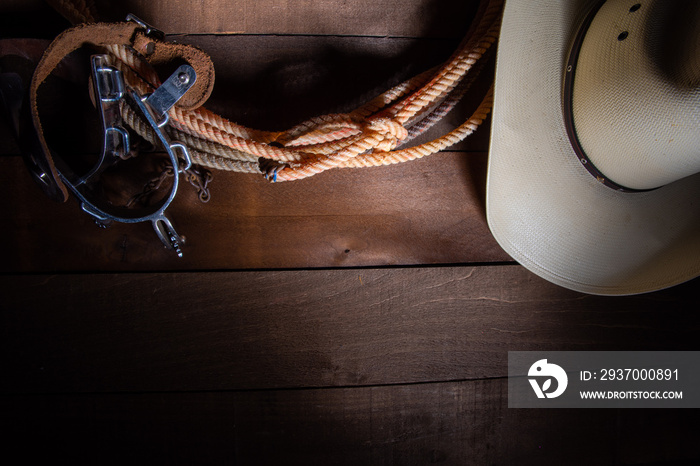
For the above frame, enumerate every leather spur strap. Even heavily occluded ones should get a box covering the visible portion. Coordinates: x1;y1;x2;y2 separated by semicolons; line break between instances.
28;20;215;201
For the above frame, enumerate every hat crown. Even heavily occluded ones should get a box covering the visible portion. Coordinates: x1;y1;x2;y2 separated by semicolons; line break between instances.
570;0;700;190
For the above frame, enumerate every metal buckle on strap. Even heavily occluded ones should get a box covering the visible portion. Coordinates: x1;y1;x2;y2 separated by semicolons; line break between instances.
126;13;165;41
57;55;197;256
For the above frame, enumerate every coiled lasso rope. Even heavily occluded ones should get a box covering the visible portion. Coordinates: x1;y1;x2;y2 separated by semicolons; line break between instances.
47;0;502;184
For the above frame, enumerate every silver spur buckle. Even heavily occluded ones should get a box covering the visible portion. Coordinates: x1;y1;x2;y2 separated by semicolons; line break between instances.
55;55;197;257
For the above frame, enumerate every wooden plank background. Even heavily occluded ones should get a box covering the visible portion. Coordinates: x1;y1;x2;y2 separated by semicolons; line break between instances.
1;1;699;464
0;8;498;272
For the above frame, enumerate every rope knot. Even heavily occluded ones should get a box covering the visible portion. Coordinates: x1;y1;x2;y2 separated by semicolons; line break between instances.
366;118;408;152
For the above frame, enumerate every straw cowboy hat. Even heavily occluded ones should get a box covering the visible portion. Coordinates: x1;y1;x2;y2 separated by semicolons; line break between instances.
487;0;700;295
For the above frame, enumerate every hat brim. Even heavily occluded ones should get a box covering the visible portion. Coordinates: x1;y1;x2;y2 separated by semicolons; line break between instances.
486;0;700;295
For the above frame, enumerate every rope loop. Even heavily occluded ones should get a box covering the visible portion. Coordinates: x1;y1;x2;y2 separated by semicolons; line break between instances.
48;0;505;185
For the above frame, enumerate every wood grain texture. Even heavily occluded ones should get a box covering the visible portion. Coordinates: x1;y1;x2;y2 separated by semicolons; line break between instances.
2;380;699;465
1;32;496;272
177;34;494;140
2;1;699;464
2;266;698;393
0;34;492;155
0;149;506;272
92;0;480;38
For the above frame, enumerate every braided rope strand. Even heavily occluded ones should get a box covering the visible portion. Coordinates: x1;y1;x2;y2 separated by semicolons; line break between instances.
341;85;494;168
104;0;503;181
